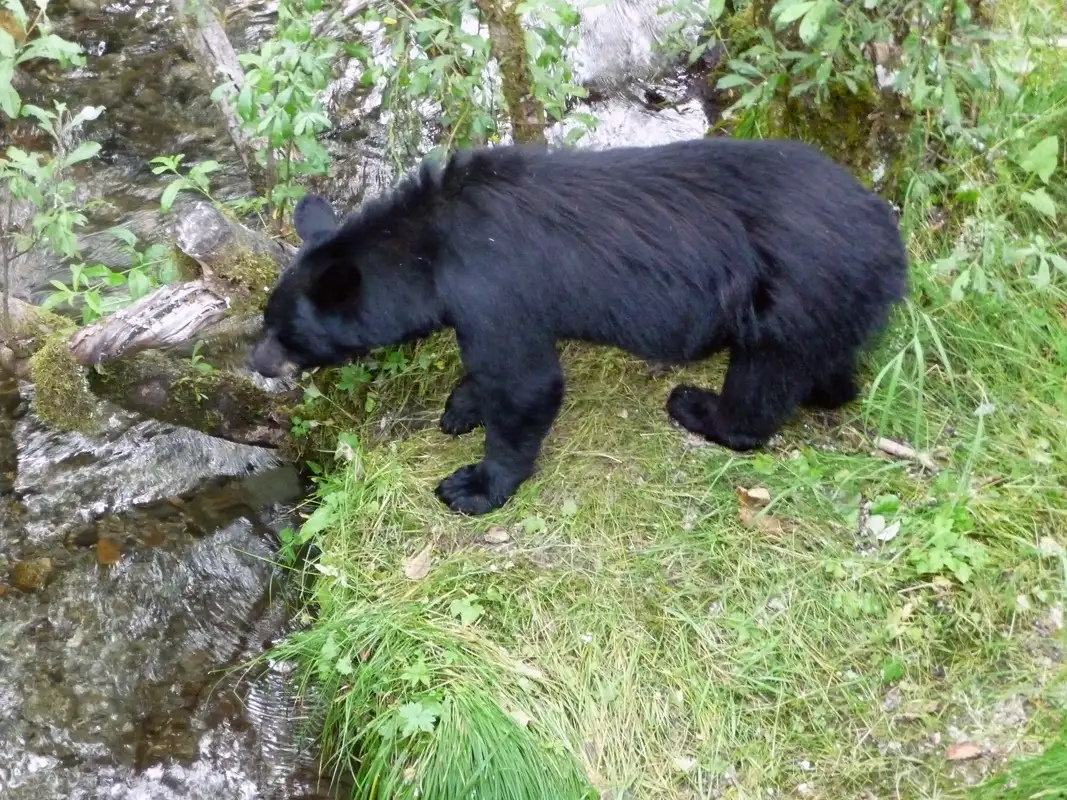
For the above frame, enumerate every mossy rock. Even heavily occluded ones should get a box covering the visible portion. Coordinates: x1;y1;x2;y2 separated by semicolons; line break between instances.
767;83;913;196
28;334;102;433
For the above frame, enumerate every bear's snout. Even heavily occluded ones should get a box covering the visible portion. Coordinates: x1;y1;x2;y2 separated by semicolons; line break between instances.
248;332;299;378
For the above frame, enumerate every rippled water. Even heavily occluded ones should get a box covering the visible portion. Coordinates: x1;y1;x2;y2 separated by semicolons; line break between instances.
2;0;713;796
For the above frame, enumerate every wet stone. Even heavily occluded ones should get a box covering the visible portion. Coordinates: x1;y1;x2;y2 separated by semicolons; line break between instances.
11;558;54;592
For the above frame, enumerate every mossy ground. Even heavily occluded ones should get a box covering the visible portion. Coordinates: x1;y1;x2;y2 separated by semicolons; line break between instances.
268;8;1067;798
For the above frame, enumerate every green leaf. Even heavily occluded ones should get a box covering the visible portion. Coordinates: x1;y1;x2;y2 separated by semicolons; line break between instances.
716;73;752;90
335;652;354;676
448;596;484;626
1031;257;1050;290
774;0;816;26
882;658;904;683
1018;135;1059;183
159;179;187;213
127;268;152;299
398;702;439;738
83;289;102;315
63;140;101;168
0;29;15;60
191;159;221;175
942;79;962;126
798;0;831;44
108;226;138;247
1021;188;1057;219
40;291;67;310
300;496;339;538
401;659;432;688
0;81;19;119
950;267;970;302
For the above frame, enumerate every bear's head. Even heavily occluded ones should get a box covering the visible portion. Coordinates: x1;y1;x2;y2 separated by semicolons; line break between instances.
248;191;443;378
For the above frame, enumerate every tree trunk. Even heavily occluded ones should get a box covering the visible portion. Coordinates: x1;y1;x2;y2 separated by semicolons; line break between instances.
171;0;269;192
474;0;547;145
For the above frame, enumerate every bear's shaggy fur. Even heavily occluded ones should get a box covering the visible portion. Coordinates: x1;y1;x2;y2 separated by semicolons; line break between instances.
249;138;909;515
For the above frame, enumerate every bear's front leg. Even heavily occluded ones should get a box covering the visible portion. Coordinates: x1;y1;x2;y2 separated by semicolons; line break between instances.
435;351;564;516
439;374;484;436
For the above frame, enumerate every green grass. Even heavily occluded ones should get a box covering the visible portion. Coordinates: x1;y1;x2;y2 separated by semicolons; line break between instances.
267;10;1067;798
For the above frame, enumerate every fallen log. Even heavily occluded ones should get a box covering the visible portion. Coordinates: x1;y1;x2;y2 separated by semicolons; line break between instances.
68;201;295;368
1;203;301;448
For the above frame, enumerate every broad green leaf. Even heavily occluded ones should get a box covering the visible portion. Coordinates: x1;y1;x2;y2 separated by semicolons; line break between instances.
798;0;831;44
108;226;138;247
83;289;102;314
0;29;16;60
950;268;970;302
1020;188;1057;219
1018;135;1059;183
18;103;55;135
774;0;816;26
1032;257;1050;290
40;291;66;310
942;79;962;126
398;702;438;738
0;81;19;119
449;596;484;625
716;73;752;90
159;179;187;213
63;140;101;168
127;268;152;299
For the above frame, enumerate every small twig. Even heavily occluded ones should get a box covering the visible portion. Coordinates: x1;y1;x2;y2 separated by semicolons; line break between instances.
874;436;940;473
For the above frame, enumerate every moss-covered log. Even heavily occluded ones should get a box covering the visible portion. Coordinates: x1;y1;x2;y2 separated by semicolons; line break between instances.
0;296;296;447
0;201;302;447
88;350;295;448
474;0;547;145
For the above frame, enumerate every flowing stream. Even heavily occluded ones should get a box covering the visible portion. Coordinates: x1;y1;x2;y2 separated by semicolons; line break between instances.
1;1;711;796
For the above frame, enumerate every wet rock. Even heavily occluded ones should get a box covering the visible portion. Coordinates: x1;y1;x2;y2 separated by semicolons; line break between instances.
95;538;123;566
11;558;53;592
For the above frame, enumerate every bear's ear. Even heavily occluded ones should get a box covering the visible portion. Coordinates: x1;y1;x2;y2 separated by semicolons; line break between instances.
301;235;362;312
293;194;340;242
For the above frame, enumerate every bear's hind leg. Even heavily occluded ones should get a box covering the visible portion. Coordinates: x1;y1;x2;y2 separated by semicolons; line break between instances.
802;358;859;410
666;344;811;451
436;348;564;515
440;374;484;435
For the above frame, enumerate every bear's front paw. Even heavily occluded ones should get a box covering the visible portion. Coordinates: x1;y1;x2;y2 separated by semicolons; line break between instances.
439;402;483;436
435;464;506;516
666;384;720;439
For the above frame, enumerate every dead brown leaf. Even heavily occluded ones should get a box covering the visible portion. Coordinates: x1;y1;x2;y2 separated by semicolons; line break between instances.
483;526;511;544
96;538;123;566
945;741;982;761
736;486;785;533
737;486;771;508
402;543;433;581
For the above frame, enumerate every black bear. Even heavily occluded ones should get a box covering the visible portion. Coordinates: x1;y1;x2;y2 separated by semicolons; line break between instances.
249;138;909;515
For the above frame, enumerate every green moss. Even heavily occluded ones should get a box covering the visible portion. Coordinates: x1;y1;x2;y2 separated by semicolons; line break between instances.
86;350;282;443
28;335;101;433
755;82;913;196
171;247;203;282
211;250;281;315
